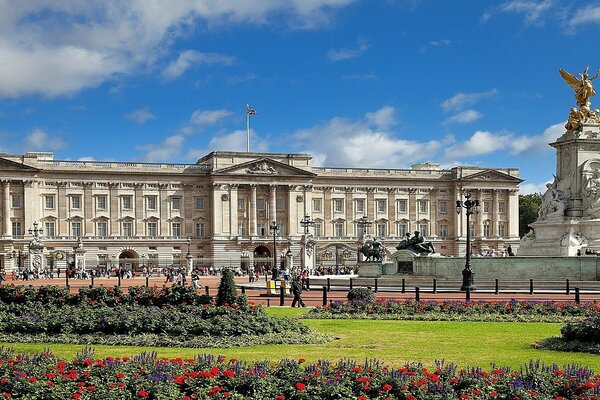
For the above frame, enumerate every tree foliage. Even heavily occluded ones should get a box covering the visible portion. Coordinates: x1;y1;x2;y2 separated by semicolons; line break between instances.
216;268;238;306
519;193;542;237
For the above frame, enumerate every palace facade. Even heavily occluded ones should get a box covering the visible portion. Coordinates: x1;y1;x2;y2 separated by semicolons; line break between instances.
0;151;521;273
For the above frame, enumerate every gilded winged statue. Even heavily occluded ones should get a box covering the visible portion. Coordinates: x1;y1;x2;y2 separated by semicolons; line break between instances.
560;67;600;108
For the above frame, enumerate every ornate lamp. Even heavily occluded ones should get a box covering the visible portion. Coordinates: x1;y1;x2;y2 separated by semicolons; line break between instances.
456;190;481;291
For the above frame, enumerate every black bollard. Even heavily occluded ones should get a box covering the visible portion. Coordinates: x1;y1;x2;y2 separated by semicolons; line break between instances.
267;298;270;307
401;278;406;293
279;285;285;306
349;278;353;290
322;286;327;306
306;277;310;291
575;287;580;304
566;279;570;295
205;286;210;296
91;274;94;287
494;279;499;295
117;273;121;287
65;272;69;289
465;287;471;302
145;275;149;288
415;286;420;302
327;278;331;292
241;286;246;294
529;279;534;295
374;278;378;293
432;279;437;294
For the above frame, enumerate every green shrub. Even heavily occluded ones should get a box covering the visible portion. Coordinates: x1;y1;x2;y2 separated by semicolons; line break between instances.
561;313;600;343
347;287;375;304
216;268;237;306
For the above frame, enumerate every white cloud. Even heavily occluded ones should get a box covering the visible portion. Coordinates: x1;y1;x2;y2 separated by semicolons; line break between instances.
23;129;66;151
0;1;358;98
569;6;600;27
443;109;482;125
443;121;563;160
500;0;554;25
519;181;550;195
292;107;441;168
428;39;450;47
162;50;234;80
441;89;498;112
327;38;370;61
125;108;156;125
444;130;510;159
136;134;185;163
189;109;233;127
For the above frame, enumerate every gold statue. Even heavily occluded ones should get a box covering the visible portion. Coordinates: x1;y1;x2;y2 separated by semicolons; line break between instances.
560;67;600;108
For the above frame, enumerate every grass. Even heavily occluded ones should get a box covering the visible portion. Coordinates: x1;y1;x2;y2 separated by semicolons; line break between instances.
2;307;598;371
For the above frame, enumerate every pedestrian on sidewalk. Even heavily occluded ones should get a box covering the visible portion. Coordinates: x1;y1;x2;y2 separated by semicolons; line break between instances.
291;276;305;307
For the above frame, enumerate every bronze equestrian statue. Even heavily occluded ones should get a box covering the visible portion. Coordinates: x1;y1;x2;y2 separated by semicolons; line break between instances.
396;231;435;255
360;239;385;262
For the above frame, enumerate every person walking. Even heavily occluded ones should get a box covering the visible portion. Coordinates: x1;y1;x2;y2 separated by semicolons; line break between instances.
291;276;305;307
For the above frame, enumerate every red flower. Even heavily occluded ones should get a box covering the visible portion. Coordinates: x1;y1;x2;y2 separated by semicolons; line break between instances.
116;372;125;379
224;369;235;378
28;376;37;383
298;358;306;364
358;396;367;400
276;396;286;400
295;382;306;391
382;384;392;391
72;394;81;399
3;394;11;399
138;390;150;398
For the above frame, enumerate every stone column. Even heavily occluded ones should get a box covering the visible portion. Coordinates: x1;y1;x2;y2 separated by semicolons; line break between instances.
84;183;94;235
249;184;257;236
3;181;11;237
507;189;519;238
23;180;34;232
453;187;463;237
429;189;437;237
57;182;68;235
229;184;238;237
408;189;417;233
134;183;144;236
492;189;499;238
269;185;277;223
158;183;169;236
109;183;120;235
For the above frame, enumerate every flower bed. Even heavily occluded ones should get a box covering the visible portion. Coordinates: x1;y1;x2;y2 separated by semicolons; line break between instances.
0;347;598;399
537;313;600;354
307;299;600;322
0;285;212;307
0;302;326;348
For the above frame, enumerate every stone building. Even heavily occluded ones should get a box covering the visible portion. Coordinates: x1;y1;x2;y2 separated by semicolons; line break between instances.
0;151;521;273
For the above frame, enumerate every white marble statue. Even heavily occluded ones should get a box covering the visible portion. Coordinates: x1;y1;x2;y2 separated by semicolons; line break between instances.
519;228;536;248
583;168;600;216
560;227;587;247
538;182;565;220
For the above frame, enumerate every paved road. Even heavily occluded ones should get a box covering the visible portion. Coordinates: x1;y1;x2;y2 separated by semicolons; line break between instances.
2;275;597;307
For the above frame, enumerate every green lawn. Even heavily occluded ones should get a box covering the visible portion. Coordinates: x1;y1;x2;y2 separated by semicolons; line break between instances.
2;307;598;371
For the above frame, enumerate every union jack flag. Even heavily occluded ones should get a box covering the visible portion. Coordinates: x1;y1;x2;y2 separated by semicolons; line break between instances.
246;104;257;115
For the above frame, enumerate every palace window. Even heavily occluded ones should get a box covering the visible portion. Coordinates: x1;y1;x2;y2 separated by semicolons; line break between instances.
398;223;408;237
122;222;133;236
483;200;491;213
438;200;447;213
11;194;21;208
377;223;386;237
147;222;157;236
238;198;245;211
498;222;506;238
97;222;107;237
257;198;266;211
44;195;55;209
498;201;506;213
71;222;81;237
12;221;22;236
418;223;429;237
377;199;386;213
314;222;322;237
334;222;344;237
195;197;204;210
334;199;344;213
313;198;322;212
258;223;266;236
418;200;428;214
276;198;284;210
439;224;448;238
397;199;407;213
45;222;55;237
171;222;181;237
147;196;157;210
122;196;132;210
71;195;81;210
238;223;246;236
355;199;365;214
196;223;205;237
483;221;491;237
171;197;181;211
96;195;107;211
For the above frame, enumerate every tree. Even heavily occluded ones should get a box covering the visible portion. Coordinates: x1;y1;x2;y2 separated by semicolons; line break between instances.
216;268;237;306
519;193;542;237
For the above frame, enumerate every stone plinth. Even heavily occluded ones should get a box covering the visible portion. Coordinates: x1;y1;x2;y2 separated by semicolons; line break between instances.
358;262;383;278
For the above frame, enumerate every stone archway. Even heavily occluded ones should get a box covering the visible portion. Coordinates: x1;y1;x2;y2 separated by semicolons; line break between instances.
118;250;140;272
253;245;272;271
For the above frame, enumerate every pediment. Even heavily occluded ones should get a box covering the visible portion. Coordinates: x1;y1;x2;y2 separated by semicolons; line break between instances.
0;157;39;172
213;158;316;177
463;169;522;183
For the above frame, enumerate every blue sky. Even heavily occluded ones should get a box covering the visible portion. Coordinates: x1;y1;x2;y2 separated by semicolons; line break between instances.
0;1;598;194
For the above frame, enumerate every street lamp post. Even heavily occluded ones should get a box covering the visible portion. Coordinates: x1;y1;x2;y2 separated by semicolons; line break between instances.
456;190;481;291
356;215;372;262
270;220;279;280
299;214;315;273
186;236;192;277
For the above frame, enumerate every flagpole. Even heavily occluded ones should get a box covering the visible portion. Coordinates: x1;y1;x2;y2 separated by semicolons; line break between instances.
246;108;250;152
